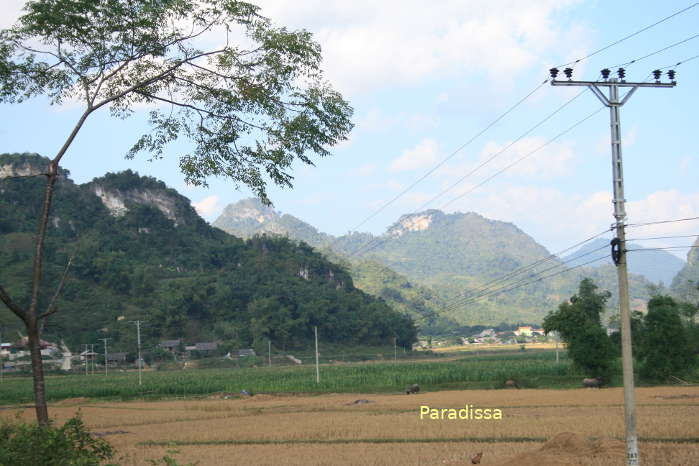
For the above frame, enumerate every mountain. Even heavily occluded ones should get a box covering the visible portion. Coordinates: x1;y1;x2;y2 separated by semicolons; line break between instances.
213;200;456;333
214;199;654;326
671;237;699;303
562;237;685;285
213;198;333;246
0;153;417;351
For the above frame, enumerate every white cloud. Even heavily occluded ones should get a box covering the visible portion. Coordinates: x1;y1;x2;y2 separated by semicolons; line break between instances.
390;138;439;172
0;1;25;29
482;137;575;178
255;0;582;94
192;195;221;217
436;137;576;183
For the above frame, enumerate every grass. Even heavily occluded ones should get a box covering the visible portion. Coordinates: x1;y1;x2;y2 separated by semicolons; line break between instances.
0;350;582;404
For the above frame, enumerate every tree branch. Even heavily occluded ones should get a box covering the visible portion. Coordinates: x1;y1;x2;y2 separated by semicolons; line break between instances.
39;255;73;320
0;285;26;323
137;90;266;131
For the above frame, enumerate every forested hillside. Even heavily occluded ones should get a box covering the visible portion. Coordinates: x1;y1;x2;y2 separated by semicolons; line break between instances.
0;153;417;351
215;198;654;326
672;237;699;303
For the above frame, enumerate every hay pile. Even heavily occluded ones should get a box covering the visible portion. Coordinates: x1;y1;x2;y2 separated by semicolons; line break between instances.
497;432;626;465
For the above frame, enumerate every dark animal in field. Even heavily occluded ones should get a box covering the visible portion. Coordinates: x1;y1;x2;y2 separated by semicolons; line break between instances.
504;379;519;389
406;383;420;394
582;377;604;388
471;451;483;464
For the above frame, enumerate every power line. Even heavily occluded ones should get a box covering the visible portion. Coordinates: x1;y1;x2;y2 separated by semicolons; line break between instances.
344;80;550;235
443;244;611;314
455;254;612;308
338;4;699;250
453;227;613;305
625;216;699;228
556;2;699;68
625;234;698;242
609;31;699;69
627;245;698;252
348;93;596;258
441;107;604;211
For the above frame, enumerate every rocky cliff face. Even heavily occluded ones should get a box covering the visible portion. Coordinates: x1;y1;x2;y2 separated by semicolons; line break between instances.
92;184;182;225
387;210;440;237
87;170;197;227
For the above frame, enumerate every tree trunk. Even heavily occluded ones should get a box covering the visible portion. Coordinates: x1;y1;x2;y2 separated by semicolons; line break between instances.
27;319;49;425
26;167;59;426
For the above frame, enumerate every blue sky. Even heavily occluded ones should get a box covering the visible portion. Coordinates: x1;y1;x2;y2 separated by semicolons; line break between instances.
1;0;698;258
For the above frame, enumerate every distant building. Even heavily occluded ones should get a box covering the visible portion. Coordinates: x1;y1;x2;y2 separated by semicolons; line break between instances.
514;326;533;337
238;348;256;357
195;342;218;352
106;352;128;363
159;339;181;352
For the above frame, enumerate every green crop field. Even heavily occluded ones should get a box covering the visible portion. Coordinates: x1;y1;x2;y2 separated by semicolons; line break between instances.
0;351;587;405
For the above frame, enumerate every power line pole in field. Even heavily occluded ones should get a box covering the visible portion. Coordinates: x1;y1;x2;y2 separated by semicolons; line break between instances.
550;66;676;466
314;326;320;384
99;338;110;376
129;320;144;386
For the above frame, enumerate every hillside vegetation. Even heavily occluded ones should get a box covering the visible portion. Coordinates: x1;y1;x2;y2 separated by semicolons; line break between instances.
214;198;655;326
0;153;417;352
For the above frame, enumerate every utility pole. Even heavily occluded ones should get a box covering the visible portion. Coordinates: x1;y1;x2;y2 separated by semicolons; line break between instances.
550;66;676;466
394;336;397;362
82;344;88;376
99;338;110;376
314;326;320;384
130;321;144;386
268;339;272;368
89;343;96;375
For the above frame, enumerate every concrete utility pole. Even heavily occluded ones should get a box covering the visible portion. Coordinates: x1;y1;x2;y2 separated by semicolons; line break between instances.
550;66;676;466
130;321;144;386
99;338;110;376
314;326;320;384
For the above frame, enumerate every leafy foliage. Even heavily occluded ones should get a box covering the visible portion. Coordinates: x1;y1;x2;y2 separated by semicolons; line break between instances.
543;279;616;379
0;414;115;466
0;0;353;202
637;296;697;381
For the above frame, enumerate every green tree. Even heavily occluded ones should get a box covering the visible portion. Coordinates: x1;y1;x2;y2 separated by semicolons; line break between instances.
543;278;615;379
0;0;352;425
638;296;696;381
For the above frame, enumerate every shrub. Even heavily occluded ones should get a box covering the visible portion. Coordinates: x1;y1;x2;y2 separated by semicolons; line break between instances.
0;414;115;466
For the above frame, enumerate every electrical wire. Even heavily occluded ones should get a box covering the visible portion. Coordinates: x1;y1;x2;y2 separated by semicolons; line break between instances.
347;93;597;258
555;2;699;69
455;254;612;308
440;107;603;211
625;216;699;228
626;245;698;252
343;79;550;236
443;244;611;313
454;227;613;303
625;234;699;242
337;4;699;254
609;31;699;69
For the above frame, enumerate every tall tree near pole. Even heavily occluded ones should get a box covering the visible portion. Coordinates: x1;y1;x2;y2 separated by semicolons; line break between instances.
0;0;352;426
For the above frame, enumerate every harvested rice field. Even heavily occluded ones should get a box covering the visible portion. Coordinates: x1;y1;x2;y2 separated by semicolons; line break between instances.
2;385;699;465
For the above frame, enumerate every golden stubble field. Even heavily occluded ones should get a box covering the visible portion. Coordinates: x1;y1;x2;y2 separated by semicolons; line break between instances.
2;386;699;465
